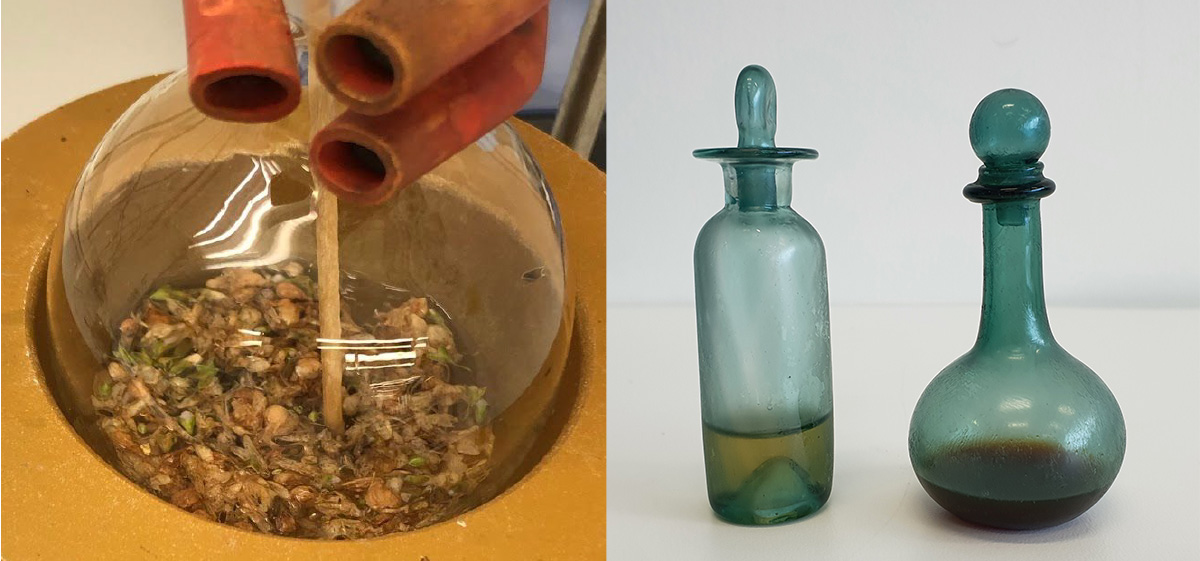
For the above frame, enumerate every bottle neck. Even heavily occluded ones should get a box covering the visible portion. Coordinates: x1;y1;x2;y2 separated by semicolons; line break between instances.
976;200;1055;350
722;163;793;210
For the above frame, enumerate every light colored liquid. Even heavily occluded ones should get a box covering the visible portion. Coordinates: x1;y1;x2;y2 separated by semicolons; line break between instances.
702;414;833;525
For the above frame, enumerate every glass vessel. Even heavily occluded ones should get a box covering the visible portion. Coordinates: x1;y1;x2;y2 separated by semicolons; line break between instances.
692;65;833;525
51;33;569;537
908;89;1125;530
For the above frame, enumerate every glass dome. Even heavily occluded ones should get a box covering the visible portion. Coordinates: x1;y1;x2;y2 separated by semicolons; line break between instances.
56;69;570;538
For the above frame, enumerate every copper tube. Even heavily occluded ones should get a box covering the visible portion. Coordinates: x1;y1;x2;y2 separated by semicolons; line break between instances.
310;8;548;205
183;0;301;123
315;0;548;115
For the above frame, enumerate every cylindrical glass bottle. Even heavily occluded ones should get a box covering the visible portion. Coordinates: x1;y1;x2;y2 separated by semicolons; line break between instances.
909;89;1125;530
693;65;833;525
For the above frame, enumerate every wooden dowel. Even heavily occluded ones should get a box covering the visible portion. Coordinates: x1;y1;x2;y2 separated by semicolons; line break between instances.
307;0;346;436
316;187;345;435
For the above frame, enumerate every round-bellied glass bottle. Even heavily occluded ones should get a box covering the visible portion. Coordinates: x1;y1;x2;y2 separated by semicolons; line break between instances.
908;89;1126;530
692;65;833;525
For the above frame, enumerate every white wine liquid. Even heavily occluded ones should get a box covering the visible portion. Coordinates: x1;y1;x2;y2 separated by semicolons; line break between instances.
702;414;833;524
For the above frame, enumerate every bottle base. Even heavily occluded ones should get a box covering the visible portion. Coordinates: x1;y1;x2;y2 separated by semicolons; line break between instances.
709;478;830;526
914;440;1113;530
702;417;833;526
917;476;1108;530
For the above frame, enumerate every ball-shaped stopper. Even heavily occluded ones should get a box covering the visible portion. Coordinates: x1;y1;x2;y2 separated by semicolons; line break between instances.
968;89;1050;169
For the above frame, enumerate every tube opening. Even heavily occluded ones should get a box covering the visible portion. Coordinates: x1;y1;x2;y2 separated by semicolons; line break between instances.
325;34;396;98
318;140;389;193
203;75;289;113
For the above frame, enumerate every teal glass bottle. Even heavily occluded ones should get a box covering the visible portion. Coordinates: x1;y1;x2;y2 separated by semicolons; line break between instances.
692;65;833;525
908;89;1126;530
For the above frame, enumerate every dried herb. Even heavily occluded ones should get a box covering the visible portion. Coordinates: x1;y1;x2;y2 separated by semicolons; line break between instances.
92;265;493;539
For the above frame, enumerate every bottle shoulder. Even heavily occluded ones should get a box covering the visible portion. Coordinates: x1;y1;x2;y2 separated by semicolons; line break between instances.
918;343;1119;410
696;207;824;250
698;207;821;236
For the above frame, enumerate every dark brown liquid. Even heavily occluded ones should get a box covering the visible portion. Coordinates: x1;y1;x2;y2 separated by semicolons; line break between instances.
916;440;1110;530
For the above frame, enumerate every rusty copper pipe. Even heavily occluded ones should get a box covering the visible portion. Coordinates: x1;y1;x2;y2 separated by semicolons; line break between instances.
183;0;301;122
310;8;548;205
315;0;548;116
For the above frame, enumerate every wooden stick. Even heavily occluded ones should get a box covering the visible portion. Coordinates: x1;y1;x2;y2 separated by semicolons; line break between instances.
316;187;345;435
307;0;346;436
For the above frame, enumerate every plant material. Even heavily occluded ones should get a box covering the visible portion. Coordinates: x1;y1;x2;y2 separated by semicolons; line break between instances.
92;265;493;539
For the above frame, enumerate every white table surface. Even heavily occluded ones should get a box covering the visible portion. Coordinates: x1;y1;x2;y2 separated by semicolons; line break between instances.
608;304;1200;560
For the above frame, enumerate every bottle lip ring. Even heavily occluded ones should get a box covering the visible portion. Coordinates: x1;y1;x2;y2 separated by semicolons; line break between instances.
693;146;818;163
964;178;1056;203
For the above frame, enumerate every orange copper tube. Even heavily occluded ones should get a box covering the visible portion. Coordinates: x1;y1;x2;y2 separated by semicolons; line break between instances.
183;0;301;123
310;8;548;206
315;0;549;116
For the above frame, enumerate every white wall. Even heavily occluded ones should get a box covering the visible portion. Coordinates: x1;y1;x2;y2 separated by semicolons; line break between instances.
1;1;187;137
608;0;1199;307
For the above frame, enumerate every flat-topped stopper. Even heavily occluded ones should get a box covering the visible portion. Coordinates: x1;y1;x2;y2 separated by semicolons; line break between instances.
735;65;777;148
969;88;1050;169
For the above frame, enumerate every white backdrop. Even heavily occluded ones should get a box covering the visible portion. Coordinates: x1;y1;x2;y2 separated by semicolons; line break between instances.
1;1;186;136
608;0;1199;307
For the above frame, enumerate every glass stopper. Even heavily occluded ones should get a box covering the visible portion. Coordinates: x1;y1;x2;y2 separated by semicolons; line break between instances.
735;65;777;149
969;88;1050;168
694;65;816;163
965;88;1055;195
